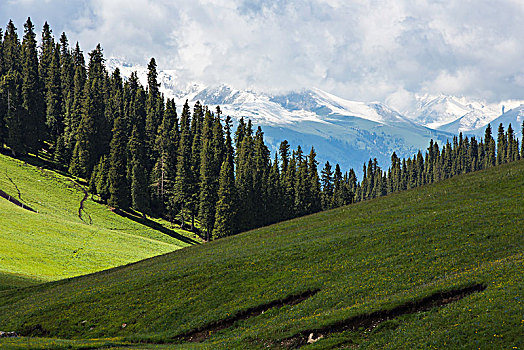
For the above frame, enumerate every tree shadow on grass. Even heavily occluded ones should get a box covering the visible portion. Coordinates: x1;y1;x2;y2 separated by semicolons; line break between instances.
114;208;200;246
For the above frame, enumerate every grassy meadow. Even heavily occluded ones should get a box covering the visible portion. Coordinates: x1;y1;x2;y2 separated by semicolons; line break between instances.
0;158;522;349
0;153;201;286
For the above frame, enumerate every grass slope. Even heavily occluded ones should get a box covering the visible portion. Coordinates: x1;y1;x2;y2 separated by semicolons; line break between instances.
0;153;201;285
0;160;523;349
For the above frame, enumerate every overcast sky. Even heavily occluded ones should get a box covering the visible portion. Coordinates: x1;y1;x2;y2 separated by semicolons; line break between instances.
2;0;524;110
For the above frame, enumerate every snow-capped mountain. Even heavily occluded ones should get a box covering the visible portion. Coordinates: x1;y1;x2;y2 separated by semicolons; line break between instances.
405;94;524;135
470;105;524;138
107;58;524;172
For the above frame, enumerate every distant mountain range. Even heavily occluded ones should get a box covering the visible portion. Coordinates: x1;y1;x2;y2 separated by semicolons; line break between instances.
107;58;524;173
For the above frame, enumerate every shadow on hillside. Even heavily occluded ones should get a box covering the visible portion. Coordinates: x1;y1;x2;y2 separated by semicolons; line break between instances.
0;147;86;184
114;208;200;245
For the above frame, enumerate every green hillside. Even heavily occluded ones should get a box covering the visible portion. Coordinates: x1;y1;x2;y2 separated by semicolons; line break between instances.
0;153;201;287
0;160;523;349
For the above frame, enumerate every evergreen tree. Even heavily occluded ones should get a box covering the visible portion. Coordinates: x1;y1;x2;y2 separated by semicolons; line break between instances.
62;42;85;161
3;21;21;73
1;69;24;155
321;161;334;210
332;164;344;207
199;107;217;240
521;121;524;158
484;124;496;168
173;100;193;229
69;44;108;177
108;70;130;210
145;57;161;171
497;123;506;165
0;28;5;145
253;126;269;226
235;123;255;231
39;22;54;96
129;124;150;217
21;17;45;154
213;155;237;239
45;43;63;145
94;155;110;202
307;147;322;213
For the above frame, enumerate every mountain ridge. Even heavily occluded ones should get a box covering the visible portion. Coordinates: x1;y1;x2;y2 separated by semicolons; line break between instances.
106;58;523;172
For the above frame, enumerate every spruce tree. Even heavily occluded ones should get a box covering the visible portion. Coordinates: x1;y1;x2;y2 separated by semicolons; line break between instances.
321;161;334;210
213;155;237;239
497;123;506;165
1;69;24;155
108;70;130;209
21;17;45;155
0;28;5;145
45;43;63;146
307;147;322;213
173;101;193;229
62;43;86;161
94;155;110;202
39;22;54;96
521;121;524;158
3;21;21;73
129;124;150;217
235;123;255;231
145;57;161;171
484;124;496;168
199;107;216;240
253;126;269;226
69;44;108;177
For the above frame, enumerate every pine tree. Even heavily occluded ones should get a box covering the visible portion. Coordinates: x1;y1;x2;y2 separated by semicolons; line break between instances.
521;121;524;158
94;155;110;202
294;146;308;216
1;69;24;155
266;153;282;224
0;28;6;145
145;58;161;171
21;17;45;155
199;107;217;240
497;123;506;165
307;147;321;213
3;21;21;73
62;43;86;161
321;161;334;210
69;44;108;177
173;100;193;229
484;124;496;168
253;126;269;226
213;155;237;239
45;43;63;146
332;163;344;207
108;70;130;210
39;22;54;96
235;123;255;231
129;124;149;217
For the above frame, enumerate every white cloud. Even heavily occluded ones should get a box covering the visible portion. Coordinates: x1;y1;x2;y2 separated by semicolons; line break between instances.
1;0;524;104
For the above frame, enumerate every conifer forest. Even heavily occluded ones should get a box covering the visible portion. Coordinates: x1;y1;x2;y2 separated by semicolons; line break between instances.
1;18;523;241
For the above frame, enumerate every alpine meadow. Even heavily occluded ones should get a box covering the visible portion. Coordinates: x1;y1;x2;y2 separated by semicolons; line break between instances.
0;5;523;350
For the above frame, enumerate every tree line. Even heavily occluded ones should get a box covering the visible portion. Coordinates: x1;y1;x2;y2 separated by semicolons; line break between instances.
0;18;523;241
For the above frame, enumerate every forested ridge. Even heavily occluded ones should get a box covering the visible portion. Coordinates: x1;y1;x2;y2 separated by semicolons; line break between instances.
1;18;523;240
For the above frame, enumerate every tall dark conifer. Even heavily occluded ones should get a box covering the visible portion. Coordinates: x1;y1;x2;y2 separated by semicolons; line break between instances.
21;17;45;154
69;44;108;177
173;101;193;229
213;154;236;239
45;43;63;145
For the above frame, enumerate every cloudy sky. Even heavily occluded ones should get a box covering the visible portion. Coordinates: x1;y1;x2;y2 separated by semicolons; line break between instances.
2;0;524;110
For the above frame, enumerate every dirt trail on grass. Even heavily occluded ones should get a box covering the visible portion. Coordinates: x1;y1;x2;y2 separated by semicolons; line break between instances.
70;180;92;225
179;289;320;342
279;283;487;348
